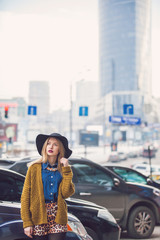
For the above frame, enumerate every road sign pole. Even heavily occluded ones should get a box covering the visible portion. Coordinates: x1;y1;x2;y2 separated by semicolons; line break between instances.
103;97;106;153
148;145;152;179
84;145;87;157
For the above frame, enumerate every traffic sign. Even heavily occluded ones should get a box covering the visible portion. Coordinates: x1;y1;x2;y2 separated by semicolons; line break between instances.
123;104;134;115
109;115;141;125
79;130;99;146
79;106;88;116
28;106;37;115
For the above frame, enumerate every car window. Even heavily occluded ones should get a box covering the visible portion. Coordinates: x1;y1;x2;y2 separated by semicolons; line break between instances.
72;163;113;187
11;162;28;176
112;167;147;184
0;173;24;202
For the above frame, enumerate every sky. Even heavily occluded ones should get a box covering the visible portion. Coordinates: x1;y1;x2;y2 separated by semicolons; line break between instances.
0;0;160;112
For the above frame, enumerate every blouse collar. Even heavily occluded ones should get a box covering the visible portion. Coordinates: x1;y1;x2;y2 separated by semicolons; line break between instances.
42;161;58;170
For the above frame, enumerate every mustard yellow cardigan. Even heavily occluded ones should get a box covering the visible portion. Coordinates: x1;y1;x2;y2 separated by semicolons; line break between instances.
21;163;75;229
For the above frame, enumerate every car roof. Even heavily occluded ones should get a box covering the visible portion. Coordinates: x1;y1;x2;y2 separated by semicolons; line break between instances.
69;156;93;162
103;164;149;176
0;167;25;178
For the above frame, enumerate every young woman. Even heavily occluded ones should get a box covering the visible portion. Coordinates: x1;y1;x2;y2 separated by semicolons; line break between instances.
21;133;75;240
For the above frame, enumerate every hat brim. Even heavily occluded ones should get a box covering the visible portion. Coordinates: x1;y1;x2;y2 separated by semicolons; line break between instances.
36;133;72;158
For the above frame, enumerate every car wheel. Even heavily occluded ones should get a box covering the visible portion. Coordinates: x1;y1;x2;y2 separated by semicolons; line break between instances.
85;226;99;240
127;206;155;239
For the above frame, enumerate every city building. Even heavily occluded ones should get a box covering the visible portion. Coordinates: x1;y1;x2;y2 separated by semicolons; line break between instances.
71;80;100;145
99;0;151;98
98;0;158;142
28;81;50;119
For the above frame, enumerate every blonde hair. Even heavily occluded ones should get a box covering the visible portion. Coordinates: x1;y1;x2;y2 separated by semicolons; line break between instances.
27;137;66;173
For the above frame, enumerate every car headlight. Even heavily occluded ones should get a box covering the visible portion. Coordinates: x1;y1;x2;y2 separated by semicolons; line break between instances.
153;188;160;196
67;215;92;240
97;209;117;224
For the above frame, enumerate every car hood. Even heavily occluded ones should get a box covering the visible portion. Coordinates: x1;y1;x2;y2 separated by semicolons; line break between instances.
66;197;106;210
0;201;21;209
126;181;156;190
1;198;106;211
126;181;160;198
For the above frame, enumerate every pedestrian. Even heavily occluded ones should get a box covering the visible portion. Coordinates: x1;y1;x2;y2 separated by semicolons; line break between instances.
21;133;75;240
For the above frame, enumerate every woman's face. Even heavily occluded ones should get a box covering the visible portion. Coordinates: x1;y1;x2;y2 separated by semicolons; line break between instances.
46;137;59;157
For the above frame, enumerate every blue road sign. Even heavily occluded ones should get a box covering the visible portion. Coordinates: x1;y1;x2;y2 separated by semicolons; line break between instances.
28;106;37;115
123;104;134;115
109;115;141;125
79;106;88;116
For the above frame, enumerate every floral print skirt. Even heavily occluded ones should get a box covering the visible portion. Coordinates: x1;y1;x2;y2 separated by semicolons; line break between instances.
33;202;68;236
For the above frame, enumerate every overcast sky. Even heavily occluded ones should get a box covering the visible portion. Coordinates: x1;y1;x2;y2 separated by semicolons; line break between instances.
0;0;160;112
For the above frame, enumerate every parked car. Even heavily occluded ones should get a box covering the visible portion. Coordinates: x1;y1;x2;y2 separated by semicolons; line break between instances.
102;165;160;189
69;158;160;239
118;152;127;161
142;148;156;158
0;156;38;172
67;198;120;240
0;167;120;240
0;201;90;240
107;152;120;162
4;156;160;239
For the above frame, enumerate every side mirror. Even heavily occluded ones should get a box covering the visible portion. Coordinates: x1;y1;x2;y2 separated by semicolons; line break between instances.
147;178;153;185
114;178;120;186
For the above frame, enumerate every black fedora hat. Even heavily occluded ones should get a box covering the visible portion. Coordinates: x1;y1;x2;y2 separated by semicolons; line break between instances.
36;133;72;158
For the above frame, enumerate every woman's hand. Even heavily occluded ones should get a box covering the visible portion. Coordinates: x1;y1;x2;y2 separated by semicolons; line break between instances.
24;226;33;238
60;157;69;167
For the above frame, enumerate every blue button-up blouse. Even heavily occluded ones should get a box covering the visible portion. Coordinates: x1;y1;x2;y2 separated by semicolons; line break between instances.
41;162;62;203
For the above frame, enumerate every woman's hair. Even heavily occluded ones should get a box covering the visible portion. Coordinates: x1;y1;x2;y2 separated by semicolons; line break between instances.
27;137;66;173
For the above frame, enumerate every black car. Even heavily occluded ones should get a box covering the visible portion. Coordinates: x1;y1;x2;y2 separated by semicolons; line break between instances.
0;201;90;240
0;167;120;240
3;156;160;239
69;157;160;239
103;165;160;189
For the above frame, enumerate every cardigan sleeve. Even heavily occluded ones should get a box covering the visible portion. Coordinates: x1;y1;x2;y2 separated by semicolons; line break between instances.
21;166;34;228
60;166;75;199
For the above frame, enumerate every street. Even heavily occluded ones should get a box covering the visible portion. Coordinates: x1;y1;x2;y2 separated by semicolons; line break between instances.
120;226;160;240
73;144;160;167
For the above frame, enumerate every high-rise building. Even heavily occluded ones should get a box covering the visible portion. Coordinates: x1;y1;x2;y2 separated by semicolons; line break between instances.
99;0;152;120
29;81;49;118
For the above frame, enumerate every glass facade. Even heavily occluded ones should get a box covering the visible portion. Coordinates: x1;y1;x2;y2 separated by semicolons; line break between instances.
99;0;151;97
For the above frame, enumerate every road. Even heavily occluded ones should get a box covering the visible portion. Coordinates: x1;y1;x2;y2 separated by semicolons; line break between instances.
120;226;160;240
73;144;160;167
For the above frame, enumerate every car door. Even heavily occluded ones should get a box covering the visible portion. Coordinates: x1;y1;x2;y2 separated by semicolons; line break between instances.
71;161;126;222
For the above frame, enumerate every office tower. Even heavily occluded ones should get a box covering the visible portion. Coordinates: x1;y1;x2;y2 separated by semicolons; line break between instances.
29;81;49;118
99;0;152;118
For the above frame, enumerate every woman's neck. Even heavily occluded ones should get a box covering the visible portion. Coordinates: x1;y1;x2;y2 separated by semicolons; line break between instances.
48;156;57;166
